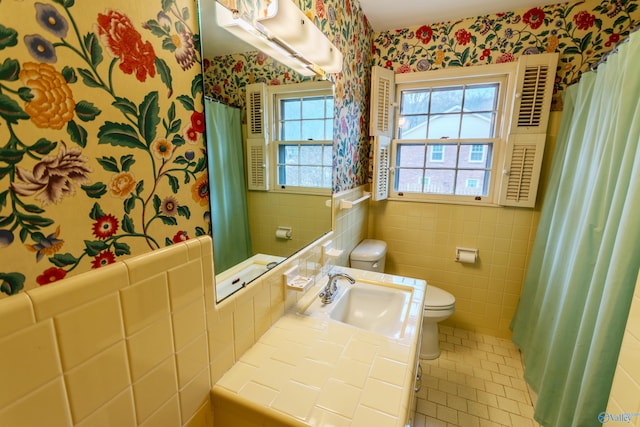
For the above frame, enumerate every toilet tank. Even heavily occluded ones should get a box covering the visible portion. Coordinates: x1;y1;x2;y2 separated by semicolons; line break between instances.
350;239;387;272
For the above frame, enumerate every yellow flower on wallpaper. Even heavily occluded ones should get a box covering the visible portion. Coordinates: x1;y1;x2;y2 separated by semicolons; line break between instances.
191;173;209;207
151;138;174;160
108;171;137;198
19;62;75;130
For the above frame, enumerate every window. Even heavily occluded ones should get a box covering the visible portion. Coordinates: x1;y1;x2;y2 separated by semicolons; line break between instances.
370;53;558;207
274;91;333;190
393;77;503;200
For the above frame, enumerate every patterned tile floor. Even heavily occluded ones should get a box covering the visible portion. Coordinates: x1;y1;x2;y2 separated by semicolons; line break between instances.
414;326;541;427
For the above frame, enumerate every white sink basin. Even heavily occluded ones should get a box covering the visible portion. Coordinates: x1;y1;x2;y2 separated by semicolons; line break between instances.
303;280;413;338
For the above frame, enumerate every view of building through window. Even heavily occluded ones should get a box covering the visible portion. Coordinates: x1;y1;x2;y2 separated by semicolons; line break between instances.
275;94;334;188
394;82;499;196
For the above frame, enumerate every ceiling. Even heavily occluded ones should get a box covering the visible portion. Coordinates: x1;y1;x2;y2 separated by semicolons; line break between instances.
359;0;559;32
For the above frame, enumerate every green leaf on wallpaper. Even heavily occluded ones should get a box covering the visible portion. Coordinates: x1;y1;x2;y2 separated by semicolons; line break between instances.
0;273;25;296
67;120;88;147
21;214;53;227
181;7;190;21
22;204;45;214
191;74;203;97
162;37;177;53
0;93;29;124
580;33;593;52
98;122;146;150
0;191;7;209
168;102;176;122
89;203;104;220
173;155;189;165
50;253;78;267
194;157;207;173
82;182;107;199
83;33;103;67
177;95;195;111
112;97;138;116
171;133;185;147
138;91;160;145
167;174;179;193
153;194;161;213
0;149;24;164
0;25;18;50
0;58;19;81
113;241;131;256
77;68;101;88
563;46;580;55
62;66;77;83
135;180;144;195
124;196;135;214
195;227;206;237
145;20;169;38
18;87;33;102
167;119;182;137
97;156;120;173
85;239;108;256
177;205;190;219
159;215;177;226
121;154;135;172
161;0;174;13
75;101;101;122
122;214;135;233
155;58;173;91
0;213;14;228
31;138;57;155
53;0;75;8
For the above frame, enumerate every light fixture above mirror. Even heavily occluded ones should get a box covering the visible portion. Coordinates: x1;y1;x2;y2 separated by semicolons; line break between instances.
215;0;343;77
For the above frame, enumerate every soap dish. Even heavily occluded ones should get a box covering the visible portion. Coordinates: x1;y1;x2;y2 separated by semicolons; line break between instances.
283;265;313;292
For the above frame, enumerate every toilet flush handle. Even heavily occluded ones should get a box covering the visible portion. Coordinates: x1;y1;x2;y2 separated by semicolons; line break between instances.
372;262;378;268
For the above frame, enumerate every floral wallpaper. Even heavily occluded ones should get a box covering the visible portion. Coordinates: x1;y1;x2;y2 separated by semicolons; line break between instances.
0;0;207;296
372;0;640;110
203;0;374;193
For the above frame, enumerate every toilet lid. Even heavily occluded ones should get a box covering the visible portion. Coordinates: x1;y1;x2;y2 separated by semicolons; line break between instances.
425;286;455;310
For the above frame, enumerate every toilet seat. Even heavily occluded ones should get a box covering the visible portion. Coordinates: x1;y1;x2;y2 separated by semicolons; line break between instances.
424;285;455;310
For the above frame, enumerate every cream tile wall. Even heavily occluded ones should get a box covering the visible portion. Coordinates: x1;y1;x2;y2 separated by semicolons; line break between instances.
332;186;370;267
606;269;640;425
366;112;563;338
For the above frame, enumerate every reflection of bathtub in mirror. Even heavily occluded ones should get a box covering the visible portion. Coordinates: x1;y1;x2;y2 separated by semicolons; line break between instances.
215;253;285;301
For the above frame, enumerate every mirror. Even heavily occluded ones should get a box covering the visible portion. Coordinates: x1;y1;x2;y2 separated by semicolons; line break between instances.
197;0;334;302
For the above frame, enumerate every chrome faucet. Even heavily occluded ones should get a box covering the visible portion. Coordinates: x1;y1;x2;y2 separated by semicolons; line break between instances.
319;272;355;304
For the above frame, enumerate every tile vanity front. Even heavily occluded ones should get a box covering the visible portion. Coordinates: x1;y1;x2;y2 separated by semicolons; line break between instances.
211;267;426;427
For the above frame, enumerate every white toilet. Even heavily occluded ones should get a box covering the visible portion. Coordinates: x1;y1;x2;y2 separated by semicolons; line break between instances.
350;239;456;360
421;285;456;359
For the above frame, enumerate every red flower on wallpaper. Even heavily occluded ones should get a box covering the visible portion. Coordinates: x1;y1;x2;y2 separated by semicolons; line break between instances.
416;25;433;44
95;10;157;82
574;11;596;30
496;52;516;63
172;231;189;243
92;214;119;239
37;267;67;285
91;251;116;268
455;29;472;45
316;0;325;19
191;111;205;133
523;8;545;29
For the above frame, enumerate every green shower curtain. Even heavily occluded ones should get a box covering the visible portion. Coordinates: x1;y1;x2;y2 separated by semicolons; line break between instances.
510;32;640;427
205;99;252;273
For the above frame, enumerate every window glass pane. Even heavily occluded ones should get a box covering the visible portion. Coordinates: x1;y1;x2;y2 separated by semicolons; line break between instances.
398;115;427;139
323;166;332;186
426;144;457;167
396;168;425;192
302;97;324;119
281;99;300;120
428;114;460;139
299;166;325;187
397;144;425;168
281;121;301;140
462;143;492;167
326;97;334;118
323;146;332;165
302;120;325;140
430;86;463;113
279;145;298;164
423;169;455;194
463;84;499;111
460;112;495;138
400;90;430;115
325;119;333;139
300;145;322;165
284;165;299;185
456;170;490;196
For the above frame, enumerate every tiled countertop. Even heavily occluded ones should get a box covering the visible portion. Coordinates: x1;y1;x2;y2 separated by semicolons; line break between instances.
212;268;426;427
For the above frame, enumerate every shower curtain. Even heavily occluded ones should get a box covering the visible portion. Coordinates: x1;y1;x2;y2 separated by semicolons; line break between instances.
510;32;640;427
205;99;252;273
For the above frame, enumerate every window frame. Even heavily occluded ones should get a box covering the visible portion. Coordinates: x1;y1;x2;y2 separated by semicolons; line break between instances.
268;82;334;196
389;69;513;205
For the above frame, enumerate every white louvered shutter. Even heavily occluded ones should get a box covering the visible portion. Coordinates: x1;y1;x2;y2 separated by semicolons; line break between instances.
370;66;395;200
499;53;558;207
370;66;395;137
246;83;269;190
